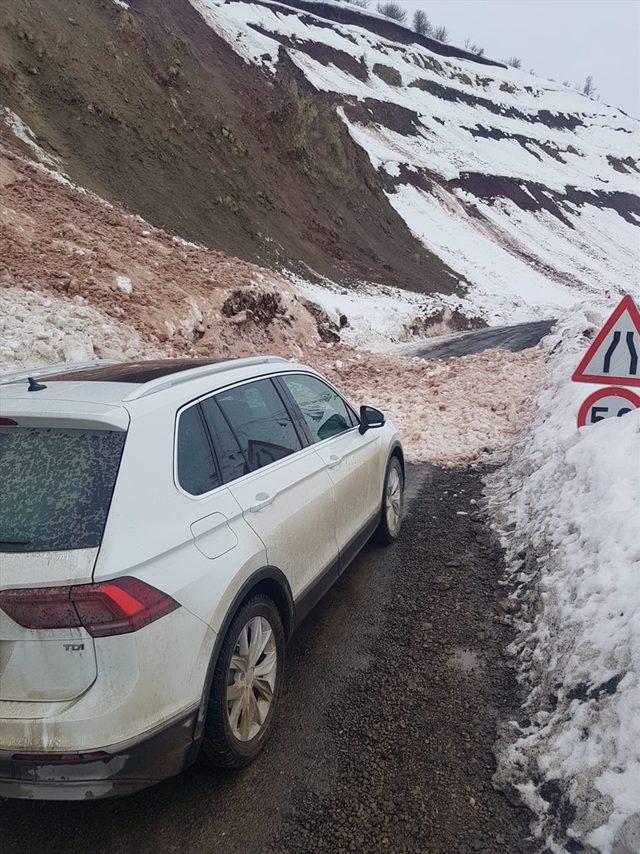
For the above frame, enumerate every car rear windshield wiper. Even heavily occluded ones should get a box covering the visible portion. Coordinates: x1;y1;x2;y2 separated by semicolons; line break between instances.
0;539;31;545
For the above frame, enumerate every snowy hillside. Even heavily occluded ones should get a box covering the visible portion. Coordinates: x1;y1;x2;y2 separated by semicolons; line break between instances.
193;0;640;322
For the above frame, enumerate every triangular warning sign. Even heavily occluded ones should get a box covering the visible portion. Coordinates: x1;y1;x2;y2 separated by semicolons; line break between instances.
572;295;640;387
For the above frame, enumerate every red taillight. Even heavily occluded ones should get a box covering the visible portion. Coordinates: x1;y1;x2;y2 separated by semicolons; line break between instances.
0;578;179;637
0;585;79;629
0;417;18;426
71;577;180;637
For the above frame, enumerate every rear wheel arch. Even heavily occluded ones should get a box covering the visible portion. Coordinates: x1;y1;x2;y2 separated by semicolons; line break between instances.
240;574;293;640
193;566;293;741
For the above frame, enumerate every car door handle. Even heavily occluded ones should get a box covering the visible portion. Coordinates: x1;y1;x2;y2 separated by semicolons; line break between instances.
326;454;342;469
248;491;275;513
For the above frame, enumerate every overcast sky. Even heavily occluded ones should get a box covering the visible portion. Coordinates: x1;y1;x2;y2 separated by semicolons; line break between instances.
395;0;640;116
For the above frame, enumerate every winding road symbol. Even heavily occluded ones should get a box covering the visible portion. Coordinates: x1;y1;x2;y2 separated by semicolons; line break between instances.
572;295;640;387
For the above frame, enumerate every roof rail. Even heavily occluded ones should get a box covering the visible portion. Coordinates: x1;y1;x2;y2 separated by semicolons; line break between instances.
122;355;289;401
0;359;118;386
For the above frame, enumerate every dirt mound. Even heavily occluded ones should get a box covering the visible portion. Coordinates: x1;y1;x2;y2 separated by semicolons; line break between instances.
0;0;457;294
0;127;321;360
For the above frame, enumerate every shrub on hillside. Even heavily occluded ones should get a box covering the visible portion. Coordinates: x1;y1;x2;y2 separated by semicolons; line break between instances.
376;1;407;23
433;25;449;42
464;37;485;56
412;10;433;36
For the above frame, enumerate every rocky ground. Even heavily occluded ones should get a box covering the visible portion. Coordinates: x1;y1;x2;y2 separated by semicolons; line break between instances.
0;464;537;854
269;464;535;854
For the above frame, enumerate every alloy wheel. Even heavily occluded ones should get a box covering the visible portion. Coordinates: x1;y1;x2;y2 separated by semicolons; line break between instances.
385;465;403;535
226;616;278;742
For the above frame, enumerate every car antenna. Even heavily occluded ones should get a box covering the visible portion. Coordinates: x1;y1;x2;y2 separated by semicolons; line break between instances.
27;377;47;392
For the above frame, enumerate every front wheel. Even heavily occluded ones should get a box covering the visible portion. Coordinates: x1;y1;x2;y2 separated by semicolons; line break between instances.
375;455;404;544
200;595;285;768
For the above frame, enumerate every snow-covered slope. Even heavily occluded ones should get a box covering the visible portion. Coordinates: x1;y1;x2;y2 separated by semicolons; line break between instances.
192;0;639;322
488;311;640;852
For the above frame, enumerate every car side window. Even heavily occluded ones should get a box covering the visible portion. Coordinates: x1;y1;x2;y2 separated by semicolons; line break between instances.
200;396;248;484
177;404;221;495
282;374;352;443
215;379;302;473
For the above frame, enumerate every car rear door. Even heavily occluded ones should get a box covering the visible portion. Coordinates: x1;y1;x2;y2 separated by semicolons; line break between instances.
200;378;339;600
278;374;382;560
0;423;126;702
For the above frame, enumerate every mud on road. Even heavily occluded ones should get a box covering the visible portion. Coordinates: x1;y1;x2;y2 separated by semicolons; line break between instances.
1;465;535;854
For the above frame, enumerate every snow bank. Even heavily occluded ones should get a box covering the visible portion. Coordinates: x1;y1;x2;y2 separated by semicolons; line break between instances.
0;288;161;371
487;309;640;852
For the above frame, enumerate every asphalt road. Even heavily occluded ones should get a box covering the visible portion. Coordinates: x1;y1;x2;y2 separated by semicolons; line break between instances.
410;319;556;361
1;465;535;854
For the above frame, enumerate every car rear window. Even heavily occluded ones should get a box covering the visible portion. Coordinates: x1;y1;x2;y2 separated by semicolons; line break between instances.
176;405;221;496
0;426;126;553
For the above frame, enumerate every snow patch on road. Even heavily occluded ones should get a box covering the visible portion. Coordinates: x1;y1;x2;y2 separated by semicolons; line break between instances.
115;275;133;295
291;274;465;349
488;310;640;852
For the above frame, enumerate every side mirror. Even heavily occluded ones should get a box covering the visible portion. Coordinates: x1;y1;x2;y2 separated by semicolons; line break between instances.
359;405;385;434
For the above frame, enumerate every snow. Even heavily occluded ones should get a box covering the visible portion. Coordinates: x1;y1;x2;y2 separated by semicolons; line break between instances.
487;309;640;852
290;273;456;349
1;108;61;172
115;275;133;295
112;0;130;9
389;183;580;321
315;342;545;466
191;0;640;323
0;288;160;370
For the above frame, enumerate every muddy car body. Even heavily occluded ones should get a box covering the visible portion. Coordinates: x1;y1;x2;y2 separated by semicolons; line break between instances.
0;357;404;799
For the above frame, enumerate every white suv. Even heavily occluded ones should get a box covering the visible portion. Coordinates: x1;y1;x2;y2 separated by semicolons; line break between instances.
0;356;404;799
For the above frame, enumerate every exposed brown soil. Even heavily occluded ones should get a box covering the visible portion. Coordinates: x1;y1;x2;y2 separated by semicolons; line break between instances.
453;172;640;227
407;78;583;131
0;128;544;467
0;0;459;294
0;128;320;358
343;98;421;137
262;0;504;67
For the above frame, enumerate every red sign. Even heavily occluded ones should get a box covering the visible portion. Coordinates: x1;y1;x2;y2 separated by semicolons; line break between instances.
577;387;640;428
572;295;640;387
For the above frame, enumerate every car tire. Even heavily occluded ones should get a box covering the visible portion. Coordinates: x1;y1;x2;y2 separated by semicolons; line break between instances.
375;455;404;545
200;594;285;769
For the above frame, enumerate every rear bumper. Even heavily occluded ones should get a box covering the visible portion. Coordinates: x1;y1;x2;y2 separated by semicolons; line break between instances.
0;709;200;800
